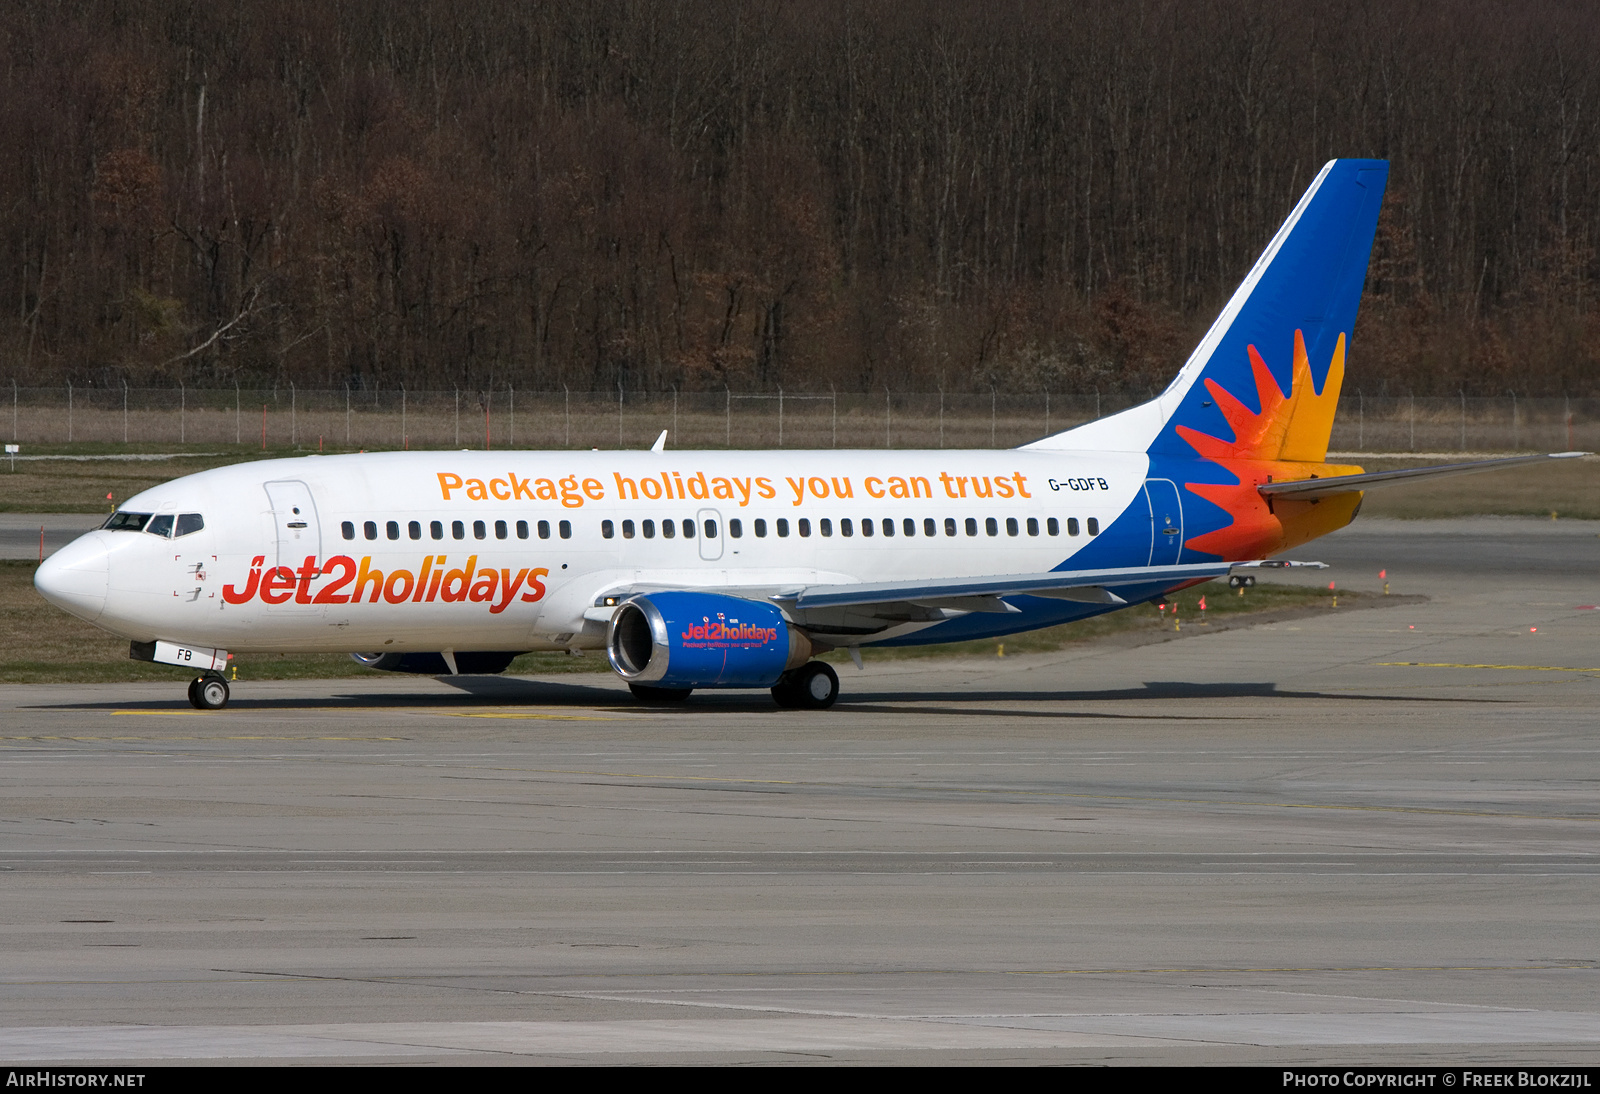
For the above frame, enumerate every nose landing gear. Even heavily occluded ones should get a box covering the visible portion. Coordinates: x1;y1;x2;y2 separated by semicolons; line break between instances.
187;674;230;710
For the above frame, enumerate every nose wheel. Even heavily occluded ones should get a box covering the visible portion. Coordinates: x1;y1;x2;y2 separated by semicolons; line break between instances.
771;661;839;709
187;674;230;710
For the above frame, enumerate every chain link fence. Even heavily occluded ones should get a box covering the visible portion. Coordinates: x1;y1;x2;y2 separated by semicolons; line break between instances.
3;383;1596;453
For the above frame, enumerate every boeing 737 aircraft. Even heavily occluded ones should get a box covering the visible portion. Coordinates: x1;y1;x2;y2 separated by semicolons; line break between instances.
33;159;1584;709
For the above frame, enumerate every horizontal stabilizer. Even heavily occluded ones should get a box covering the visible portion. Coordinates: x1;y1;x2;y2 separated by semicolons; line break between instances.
1232;559;1329;570
1258;452;1590;501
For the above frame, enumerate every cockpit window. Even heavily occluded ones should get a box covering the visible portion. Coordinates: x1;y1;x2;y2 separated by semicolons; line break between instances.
174;513;205;537
104;512;151;532
146;514;174;538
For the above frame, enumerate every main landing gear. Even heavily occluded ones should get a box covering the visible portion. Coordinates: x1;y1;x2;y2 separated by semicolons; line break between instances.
621;660;841;709
187;673;230;710
771;661;839;710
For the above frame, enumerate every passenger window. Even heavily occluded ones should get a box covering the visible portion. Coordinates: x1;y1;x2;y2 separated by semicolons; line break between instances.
922;518;935;537
663;519;675;539
1066;517;1079;536
840;518;852;537
387;520;401;540
944;518;957;537
431;520;445;540
1006;517;1019;536
495;520;508;540
452;520;465;540
682;519;694;538
776;518;789;537
1087;517;1100;535
755;518;768;537
798;519;811;537
965;518;978;537
703;519;717;538
1027;517;1039;536
985;517;998;536
409;520;422;540
364;520;378;541
175;513;204;537
859;518;871;537
819;518;832;537
622;520;635;539
341;521;356;541
883;518;895;537
602;520;615;539
537;520;551;540
146;514;174;538
729;519;742;538
559;520;572;539
642;519;656;539
516;520;529;539
472;520;486;540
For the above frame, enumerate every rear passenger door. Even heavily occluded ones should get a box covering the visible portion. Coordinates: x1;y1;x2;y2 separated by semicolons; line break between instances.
1143;479;1183;565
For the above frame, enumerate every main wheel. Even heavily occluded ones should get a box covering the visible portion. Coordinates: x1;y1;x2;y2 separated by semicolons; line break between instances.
628;683;692;703
192;675;229;710
772;661;838;710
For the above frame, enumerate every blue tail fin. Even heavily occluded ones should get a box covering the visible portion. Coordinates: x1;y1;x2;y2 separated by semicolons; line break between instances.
1025;159;1389;456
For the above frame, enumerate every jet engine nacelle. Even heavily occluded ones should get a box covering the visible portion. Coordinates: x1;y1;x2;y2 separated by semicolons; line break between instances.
606;591;812;689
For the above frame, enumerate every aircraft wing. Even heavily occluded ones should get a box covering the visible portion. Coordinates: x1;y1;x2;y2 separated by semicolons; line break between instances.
777;562;1236;614
1259;451;1590;501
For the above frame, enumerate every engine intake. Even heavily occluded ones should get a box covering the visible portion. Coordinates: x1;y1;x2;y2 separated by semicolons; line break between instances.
606;592;811;689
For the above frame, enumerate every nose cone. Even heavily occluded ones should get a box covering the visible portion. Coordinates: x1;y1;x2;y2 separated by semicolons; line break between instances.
34;532;109;623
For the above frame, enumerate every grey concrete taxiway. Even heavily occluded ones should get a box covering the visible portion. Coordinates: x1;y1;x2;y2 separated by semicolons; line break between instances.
2;517;1598;1064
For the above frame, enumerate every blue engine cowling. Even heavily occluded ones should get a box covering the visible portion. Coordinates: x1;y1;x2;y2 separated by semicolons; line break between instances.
606;591;812;689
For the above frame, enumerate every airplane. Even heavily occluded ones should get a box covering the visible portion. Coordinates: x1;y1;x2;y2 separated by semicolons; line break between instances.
33;159;1586;710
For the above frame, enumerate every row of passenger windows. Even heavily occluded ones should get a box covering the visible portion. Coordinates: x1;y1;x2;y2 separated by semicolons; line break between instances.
341;519;572;542
599;515;1101;540
341;514;1103;544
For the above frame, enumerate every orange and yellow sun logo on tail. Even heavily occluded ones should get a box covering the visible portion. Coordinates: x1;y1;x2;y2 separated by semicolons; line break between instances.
1174;331;1364;559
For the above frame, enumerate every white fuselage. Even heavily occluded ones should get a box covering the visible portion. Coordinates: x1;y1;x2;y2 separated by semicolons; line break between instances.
38;448;1149;653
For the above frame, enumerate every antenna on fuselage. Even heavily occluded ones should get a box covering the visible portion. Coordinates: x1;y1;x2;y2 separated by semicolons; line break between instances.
650;430;667;453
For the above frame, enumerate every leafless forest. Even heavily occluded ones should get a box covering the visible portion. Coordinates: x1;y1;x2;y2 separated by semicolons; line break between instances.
3;0;1598;399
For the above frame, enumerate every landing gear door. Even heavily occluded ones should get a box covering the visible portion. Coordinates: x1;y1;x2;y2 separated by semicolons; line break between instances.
1144;479;1183;566
263;480;322;569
